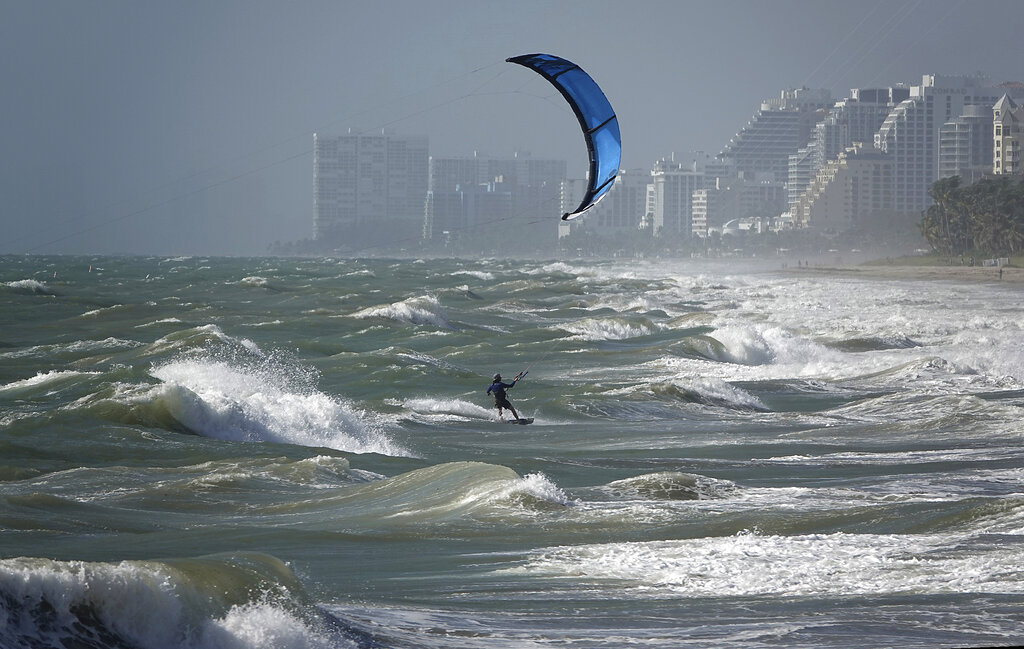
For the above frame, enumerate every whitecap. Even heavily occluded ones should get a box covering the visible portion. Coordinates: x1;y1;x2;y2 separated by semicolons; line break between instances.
402;397;496;421
350;295;450;328
148;354;406;456
505;531;1024;598
3;279;53;295
561;317;661;341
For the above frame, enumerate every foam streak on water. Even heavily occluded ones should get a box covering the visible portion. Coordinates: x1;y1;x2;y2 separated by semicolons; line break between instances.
1;255;1023;648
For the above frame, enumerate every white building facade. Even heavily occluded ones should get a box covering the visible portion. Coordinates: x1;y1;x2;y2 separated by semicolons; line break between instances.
993;94;1024;176
313;132;428;241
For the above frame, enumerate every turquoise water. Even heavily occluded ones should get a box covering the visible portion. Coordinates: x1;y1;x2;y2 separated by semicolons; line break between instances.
2;254;1023;648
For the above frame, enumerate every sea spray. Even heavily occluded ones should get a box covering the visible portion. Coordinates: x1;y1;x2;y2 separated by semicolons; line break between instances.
0;553;349;649
148;342;405;456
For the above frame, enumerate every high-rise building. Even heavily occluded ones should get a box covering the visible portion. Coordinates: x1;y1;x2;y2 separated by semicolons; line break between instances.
423;180;514;250
313;131;428;244
647;156;706;238
791;143;894;232
874;75;1022;213
993;93;1024;176
788;144;818;210
939;104;992;183
423;152;565;254
692;175;786;238
717;87;832;183
789;86;909;206
558;169;647;240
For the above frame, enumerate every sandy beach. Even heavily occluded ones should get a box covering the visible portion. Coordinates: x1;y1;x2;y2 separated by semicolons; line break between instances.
782;263;1024;284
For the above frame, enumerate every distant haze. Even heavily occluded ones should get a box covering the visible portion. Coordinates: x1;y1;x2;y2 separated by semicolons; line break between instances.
3;0;1022;256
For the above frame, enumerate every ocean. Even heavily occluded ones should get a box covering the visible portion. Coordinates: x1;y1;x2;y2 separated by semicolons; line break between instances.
1;254;1023;648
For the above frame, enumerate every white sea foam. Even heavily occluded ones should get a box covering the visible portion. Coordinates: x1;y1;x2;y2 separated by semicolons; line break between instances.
0;369;98;393
402;397;496;421
135;319;183;327
232;276;272;288
561;317;661;341
451;270;494;281
503;472;575;507
79;304;125;317
508;531;1024;598
0;337;144;360
198;602;347;649
0;557;186;648
149;354;406;456
708;323;839;370
458;469;574;510
350;295;450;328
0;557;352;649
3;278;53;294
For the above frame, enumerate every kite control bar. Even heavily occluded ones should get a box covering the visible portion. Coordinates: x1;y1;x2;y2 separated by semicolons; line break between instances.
511;370;528;385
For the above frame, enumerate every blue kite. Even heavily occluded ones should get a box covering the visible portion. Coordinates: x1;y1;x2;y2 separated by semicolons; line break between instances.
506;53;621;221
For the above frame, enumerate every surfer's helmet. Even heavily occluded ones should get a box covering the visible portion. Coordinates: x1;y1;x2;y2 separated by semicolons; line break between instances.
493;373;501;381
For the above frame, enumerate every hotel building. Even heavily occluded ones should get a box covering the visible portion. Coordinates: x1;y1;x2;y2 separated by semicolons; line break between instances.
993;94;1024;175
313;132;428;242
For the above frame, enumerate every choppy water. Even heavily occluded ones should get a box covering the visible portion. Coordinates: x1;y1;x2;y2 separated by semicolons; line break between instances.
2;254;1023;648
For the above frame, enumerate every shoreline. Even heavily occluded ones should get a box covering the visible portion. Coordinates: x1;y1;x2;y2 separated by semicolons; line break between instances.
778;263;1024;283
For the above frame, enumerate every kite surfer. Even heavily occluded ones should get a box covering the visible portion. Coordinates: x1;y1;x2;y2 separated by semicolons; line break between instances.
487;372;523;422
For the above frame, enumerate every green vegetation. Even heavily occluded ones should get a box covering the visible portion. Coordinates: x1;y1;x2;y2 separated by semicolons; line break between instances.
919;175;1024;257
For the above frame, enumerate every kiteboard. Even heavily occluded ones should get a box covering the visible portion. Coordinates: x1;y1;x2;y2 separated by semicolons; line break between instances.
505;418;534;425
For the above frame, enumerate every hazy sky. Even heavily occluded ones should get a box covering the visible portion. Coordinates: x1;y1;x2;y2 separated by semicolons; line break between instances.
3;0;1023;256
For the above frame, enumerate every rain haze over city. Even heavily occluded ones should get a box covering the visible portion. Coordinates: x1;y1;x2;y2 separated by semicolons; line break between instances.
3;0;1024;256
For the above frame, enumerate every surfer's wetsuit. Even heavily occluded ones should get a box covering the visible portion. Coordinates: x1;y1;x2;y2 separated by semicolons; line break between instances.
487;377;520;420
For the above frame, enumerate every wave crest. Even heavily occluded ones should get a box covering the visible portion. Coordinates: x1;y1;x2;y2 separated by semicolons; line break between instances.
147;354;403;456
351;295;450;328
0;553;345;649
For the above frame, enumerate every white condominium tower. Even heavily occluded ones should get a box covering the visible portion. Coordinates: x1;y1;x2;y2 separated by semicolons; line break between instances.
718;87;832;184
874;74;1022;213
938;104;992;183
789;86;910;208
313;131;429;243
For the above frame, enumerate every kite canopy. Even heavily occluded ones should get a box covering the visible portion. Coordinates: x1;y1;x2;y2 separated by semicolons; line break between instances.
506;53;621;221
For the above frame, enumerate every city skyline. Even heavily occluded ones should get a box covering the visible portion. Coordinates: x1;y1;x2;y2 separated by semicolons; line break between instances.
3;0;1024;255
303;73;1023;257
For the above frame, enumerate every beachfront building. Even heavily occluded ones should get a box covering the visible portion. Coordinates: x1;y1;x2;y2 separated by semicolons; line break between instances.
791;143;894;232
717;87;832;184
558;169;648;240
423;181;513;251
423;152;566;254
646;156;706;239
313;131;429;245
993;94;1024;176
789;86;910;207
938;105;992;183
692;174;786;238
788;144;818;210
691;185;733;239
557;170;649;248
874;75;1024;213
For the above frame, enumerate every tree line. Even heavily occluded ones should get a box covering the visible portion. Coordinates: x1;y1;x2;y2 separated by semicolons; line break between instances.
920;175;1024;257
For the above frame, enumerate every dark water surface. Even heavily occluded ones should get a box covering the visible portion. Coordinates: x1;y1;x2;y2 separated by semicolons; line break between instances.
2;255;1023;648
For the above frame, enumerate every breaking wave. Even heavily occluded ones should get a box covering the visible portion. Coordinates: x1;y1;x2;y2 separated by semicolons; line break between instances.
350;295;450;328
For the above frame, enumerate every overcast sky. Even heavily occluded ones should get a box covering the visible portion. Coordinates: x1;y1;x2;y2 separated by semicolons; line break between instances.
3;0;1023;256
